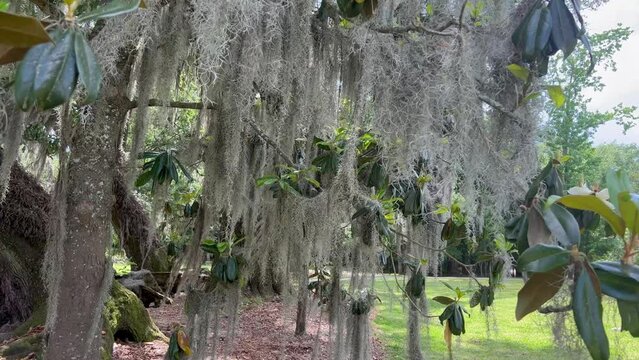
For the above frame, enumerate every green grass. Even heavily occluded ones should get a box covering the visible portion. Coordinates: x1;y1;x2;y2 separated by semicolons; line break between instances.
373;276;637;360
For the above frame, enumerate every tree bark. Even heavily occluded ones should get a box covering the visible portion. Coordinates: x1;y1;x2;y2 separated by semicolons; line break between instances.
44;94;125;359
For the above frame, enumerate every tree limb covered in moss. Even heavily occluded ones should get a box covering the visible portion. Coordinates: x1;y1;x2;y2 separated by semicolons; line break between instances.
128;99;296;167
478;94;524;126
370;24;456;37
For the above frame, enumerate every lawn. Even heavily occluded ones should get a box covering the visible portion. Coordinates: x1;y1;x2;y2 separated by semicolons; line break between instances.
372;276;637;360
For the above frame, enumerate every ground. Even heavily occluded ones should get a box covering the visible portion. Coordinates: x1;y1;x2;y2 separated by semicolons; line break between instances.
113;296;386;360
374;276;639;360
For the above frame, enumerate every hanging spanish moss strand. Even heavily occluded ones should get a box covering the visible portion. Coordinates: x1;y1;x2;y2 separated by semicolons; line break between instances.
0;111;26;202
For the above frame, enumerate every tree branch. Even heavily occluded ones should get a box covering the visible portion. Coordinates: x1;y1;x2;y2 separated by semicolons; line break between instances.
538;304;571;314
478;94;524;126
127;98;296;167
370;24;456;37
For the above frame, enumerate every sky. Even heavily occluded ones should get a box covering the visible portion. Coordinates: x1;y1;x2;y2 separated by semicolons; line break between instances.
583;0;639;145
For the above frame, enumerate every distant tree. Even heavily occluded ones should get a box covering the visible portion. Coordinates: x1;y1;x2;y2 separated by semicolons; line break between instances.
543;26;638;186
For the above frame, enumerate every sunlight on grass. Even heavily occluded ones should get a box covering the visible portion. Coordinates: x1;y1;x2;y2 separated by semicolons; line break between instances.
373;276;638;360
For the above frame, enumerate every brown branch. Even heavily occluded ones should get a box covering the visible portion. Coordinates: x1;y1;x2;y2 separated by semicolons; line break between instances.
538;304;571;314
478;94;524;126
127;98;296;167
370;24;456;37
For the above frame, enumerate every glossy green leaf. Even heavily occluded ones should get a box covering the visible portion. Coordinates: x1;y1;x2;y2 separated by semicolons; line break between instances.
606;169;632;211
73;31;101;104
545;85;565;108
592;261;639;302
226;256;238;282
517;244;571;273
432;296;455;305
77;0;142;22
506;64;530;81
617;300;639;337
525;160;554;204
549;0;579;57
14;42;51;110
134;171;153;188
516;267;564;321
558;195;625;237
438;304;455;324
573;265;609;360
33;30;77;110
0;1;9;11
542;203;581;247
449;305;465;335
618;192;639;235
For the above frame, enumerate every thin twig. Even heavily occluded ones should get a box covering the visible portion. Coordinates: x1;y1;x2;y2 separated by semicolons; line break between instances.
538;304;571;314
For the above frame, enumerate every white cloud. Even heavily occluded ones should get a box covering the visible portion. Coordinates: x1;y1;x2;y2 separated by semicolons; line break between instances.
582;0;639;145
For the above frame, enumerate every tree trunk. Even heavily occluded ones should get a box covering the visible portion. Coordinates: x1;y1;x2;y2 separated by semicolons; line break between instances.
44;94;124;358
295;262;309;336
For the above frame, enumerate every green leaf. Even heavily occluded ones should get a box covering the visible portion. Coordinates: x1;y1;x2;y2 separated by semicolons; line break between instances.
606;169;632;210
351;207;370;220
542;203;581;247
521;91;542;105
432;296;455;305
618;192;639;235
134;171;153;187
225;256;238;282
545;85;565;108
592;262;639;302
549;0;579;58
573;264;609;360
14;42;51;110
507;64;530;81
527;206;551;247
77;0;142;22
439;304;455;324
175;157;193;182
73;31;101;104
0;12;52;48
617;300;639;337
0;1;9;11
256;175;279;187
525;160;553;204
516;267;564;321
517;244;571;273
558;195;625;237
336;0;363;18
33;30;77;110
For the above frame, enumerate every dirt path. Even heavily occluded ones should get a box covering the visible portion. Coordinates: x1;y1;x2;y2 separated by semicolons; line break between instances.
113;296;386;359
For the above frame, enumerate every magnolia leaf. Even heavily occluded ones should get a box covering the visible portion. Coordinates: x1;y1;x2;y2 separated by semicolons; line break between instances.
14;42;51;110
507;64;530;81
0;12;51;48
617;300;639;337
0;0;9;11
521;91;542;105
592;262;639;302
527;206;552;247
573;264;609;360
77;0;142;22
542;203;580;247
606;169;632;210
134;171;153;187
517;244;571;273
0;44;31;65
618;192;639;235
73;31;101;104
516;267;564;321
549;0;579;58
444;321;452;351
32;30;77;110
176;329;192;355
558;195;625;237
545;85;565;108
433;296;455;305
